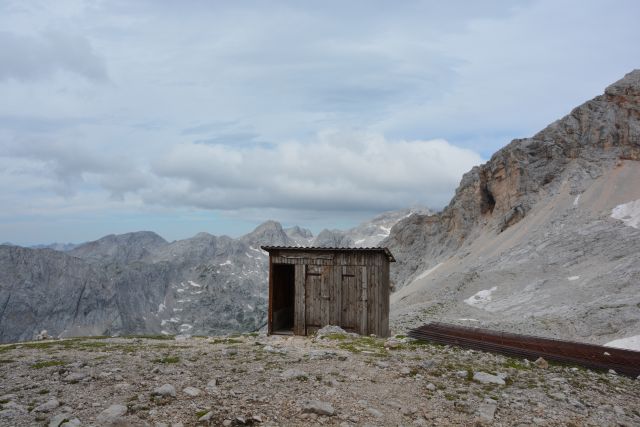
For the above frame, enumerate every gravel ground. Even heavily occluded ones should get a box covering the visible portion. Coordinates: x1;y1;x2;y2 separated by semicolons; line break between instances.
1;332;639;426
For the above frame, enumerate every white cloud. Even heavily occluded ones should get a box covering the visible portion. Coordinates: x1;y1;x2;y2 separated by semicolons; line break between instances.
0;30;107;82
0;1;639;244
145;130;482;211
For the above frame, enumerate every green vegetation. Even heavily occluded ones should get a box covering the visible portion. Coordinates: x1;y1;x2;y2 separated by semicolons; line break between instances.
333;335;388;357
124;334;174;340
195;409;210;419
209;338;243;345
503;358;531;370
31;360;66;369
0;358;15;364
153;355;180;364
38;389;49;395
322;333;349;340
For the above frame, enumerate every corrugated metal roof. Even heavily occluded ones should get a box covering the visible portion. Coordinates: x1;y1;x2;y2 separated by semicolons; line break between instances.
260;245;395;262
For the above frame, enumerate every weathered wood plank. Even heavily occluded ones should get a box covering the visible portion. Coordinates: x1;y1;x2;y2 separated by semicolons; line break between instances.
360;266;368;335
268;256;273;335
294;264;306;335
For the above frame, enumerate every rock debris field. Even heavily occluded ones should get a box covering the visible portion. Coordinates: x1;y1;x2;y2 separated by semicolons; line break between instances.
1;329;639;426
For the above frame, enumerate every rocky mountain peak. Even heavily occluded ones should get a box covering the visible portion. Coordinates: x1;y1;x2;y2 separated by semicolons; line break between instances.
240;220;291;246
605;69;640;97
386;70;640;289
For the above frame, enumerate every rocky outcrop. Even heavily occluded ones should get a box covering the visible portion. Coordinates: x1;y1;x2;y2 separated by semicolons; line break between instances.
69;231;168;264
314;207;430;248
386;70;640;288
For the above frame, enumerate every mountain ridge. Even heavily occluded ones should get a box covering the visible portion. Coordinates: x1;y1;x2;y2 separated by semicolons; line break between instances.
385;70;640;344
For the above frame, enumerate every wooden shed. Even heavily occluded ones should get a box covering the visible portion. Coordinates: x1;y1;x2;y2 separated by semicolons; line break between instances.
261;246;395;338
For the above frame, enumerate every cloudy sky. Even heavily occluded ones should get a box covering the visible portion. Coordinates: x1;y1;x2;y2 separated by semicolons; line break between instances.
1;0;639;245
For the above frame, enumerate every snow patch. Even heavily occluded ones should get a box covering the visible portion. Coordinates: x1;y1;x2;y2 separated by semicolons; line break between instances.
354;239;365;245
161;330;170;335
464;286;498;308
179;324;193;331
416;263;442;280
188;280;201;287
219;260;232;266
573;194;581;206
158;303;166;313
249;246;268;256
604;335;640;351
611;199;640;229
379;225;391;235
247;304;254;310
567;276;580;281
458;318;479;322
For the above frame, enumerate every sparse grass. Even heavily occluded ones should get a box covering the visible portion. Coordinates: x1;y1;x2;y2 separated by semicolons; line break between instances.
124;334;174;340
0;399;10;405
503;358;531;370
210;338;243;345
38;389;49;395
0;358;15;364
323;333;349;340
31;360;66;369
195;409;210;419
153;355;180;364
335;336;388;357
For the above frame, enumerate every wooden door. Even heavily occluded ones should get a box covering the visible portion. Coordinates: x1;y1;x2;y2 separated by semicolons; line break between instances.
340;266;358;331
304;265;325;332
340;266;367;334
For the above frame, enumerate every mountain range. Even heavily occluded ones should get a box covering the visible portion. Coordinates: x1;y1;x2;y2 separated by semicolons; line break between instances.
0;208;427;343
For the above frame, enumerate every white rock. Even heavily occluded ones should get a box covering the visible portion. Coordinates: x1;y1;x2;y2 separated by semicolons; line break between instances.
63;372;88;383
96;404;127;423
316;325;347;338
153;384;176;397
366;407;383;418
182;386;201;397
33;398;60;413
281;369;308;380
263;345;286;354
302;400;335;416
473;372;506;385
478;398;497;422
49;413;80;427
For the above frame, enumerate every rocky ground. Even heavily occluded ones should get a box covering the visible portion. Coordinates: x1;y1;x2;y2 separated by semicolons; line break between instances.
1;329;639;426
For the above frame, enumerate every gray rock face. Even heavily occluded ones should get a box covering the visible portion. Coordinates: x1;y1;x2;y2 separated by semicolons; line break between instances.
69;231;167;264
389;70;640;344
314;207;430;248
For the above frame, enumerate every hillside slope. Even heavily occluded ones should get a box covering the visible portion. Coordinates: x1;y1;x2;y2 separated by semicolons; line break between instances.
386;70;640;344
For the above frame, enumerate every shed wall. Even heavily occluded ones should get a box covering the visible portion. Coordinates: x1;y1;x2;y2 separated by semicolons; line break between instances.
268;250;390;337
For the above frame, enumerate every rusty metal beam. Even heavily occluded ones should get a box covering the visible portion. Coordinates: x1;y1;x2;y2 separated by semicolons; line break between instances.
408;322;640;378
